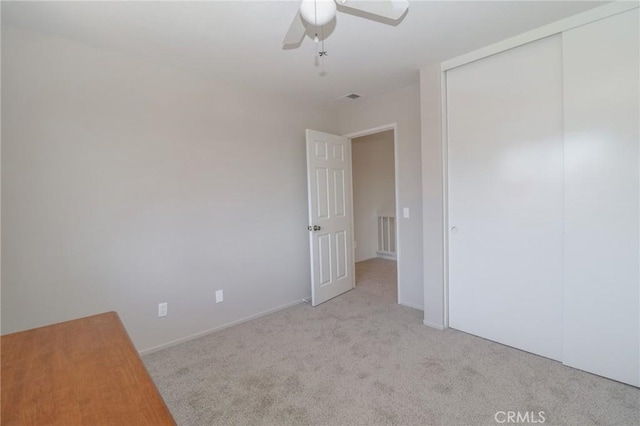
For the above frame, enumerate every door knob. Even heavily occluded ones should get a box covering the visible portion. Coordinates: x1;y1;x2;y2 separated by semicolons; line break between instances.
451;226;459;234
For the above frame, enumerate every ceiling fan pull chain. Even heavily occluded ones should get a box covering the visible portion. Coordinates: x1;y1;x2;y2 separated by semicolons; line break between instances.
312;0;327;58
319;25;328;57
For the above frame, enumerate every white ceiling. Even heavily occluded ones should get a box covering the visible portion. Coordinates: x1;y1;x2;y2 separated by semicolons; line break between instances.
2;0;607;105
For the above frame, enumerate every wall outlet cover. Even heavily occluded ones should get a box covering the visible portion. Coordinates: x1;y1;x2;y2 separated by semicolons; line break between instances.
158;302;168;317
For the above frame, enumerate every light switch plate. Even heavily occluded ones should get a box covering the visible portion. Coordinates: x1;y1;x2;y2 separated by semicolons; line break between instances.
403;207;410;218
216;290;223;303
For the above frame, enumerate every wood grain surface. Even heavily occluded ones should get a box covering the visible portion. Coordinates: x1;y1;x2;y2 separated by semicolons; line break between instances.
1;312;176;425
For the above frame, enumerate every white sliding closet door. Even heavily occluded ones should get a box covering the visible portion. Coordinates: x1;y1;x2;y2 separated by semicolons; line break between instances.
447;35;564;361
562;9;640;387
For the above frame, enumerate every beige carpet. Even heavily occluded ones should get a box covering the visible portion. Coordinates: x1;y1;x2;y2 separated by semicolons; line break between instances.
144;258;639;425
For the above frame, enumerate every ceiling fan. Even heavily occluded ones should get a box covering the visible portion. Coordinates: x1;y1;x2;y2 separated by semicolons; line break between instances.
283;0;409;46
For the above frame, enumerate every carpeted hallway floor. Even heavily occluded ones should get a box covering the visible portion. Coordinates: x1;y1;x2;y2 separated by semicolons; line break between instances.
143;258;639;425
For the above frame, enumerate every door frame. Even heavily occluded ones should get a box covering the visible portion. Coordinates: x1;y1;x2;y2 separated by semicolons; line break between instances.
343;123;401;304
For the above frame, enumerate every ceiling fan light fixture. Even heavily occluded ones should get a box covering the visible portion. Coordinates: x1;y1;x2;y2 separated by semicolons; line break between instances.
283;0;409;47
300;0;337;27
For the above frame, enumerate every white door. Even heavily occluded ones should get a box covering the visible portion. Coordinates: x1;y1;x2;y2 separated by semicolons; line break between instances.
447;35;564;361
562;9;639;387
306;130;354;306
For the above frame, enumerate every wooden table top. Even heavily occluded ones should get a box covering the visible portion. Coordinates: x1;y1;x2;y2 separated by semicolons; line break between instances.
1;312;176;425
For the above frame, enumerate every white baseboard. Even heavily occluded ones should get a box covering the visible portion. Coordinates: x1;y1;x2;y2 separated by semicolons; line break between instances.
423;320;446;330
139;299;304;355
376;252;397;260
399;301;424;311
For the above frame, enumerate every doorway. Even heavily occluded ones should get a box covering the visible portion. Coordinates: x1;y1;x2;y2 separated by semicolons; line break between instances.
347;127;399;301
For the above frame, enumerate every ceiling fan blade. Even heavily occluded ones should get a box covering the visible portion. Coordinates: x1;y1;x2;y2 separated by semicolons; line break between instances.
283;11;306;45
339;0;409;21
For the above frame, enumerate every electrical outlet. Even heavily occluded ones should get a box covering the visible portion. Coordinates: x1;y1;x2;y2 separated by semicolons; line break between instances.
216;290;223;303
158;302;168;317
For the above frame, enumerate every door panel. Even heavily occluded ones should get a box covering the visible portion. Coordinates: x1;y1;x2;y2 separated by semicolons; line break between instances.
318;234;331;286
562;9;640;387
447;35;564;361
306;130;354;305
315;168;329;219
333;170;346;217
335;230;347;279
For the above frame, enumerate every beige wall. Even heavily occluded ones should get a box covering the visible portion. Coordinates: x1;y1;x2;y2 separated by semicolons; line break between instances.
338;84;423;310
1;28;338;351
351;130;395;262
